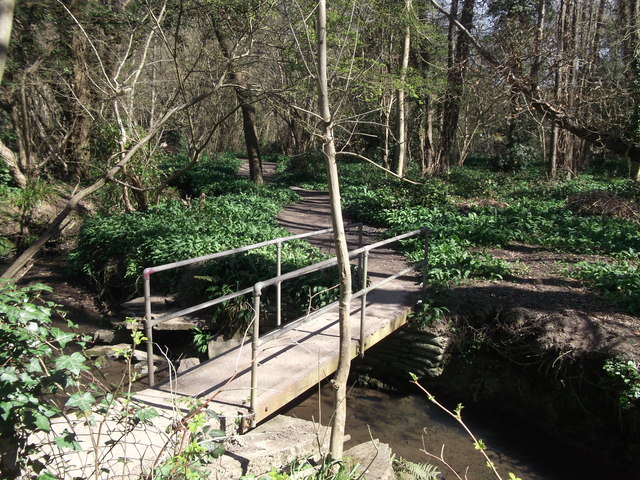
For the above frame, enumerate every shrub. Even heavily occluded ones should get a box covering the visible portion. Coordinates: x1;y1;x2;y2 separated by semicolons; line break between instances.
573;261;640;314
69;190;298;295
0;281;91;477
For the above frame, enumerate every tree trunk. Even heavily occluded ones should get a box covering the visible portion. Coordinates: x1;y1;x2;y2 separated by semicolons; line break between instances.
68;18;92;182
213;23;264;185
392;0;412;176
438;0;474;168
419;96;435;175
0;0;14;86
0;140;26;188
237;89;264;186
316;0;352;461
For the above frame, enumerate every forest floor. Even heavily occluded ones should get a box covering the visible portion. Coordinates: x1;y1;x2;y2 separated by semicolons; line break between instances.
9;161;640;367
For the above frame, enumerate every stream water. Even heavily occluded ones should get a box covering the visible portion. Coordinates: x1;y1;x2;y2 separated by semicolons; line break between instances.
285;383;620;480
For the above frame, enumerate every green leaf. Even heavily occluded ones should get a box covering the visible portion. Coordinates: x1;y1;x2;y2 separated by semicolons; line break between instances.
135;407;159;422
453;403;464;420
33;412;51;432
55;352;89;376
0;367;19;383
474;439;486;451
51;328;76;348
26;357;43;374
54;429;82;451
38;473;57;480
66;392;96;411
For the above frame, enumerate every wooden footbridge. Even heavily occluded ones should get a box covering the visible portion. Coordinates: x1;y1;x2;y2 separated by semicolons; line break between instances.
31;224;428;479
133;224;428;430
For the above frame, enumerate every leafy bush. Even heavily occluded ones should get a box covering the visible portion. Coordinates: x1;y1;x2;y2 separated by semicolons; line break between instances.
0;281;92;477
446;167;503;197
496;143;539;171
603;357;640;408
273;151;328;190
549;175;640;200
573;261;640;314
69;176;300;291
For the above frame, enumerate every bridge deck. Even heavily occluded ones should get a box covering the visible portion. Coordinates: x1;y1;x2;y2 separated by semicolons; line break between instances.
134;271;422;428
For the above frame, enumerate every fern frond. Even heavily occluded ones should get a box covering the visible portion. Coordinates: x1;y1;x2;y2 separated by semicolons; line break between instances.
395;458;440;480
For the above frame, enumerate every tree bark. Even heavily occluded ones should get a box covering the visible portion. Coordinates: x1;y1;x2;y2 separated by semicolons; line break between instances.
392;0;412;176
237;88;264;186
212;22;264;186
0;139;26;188
1;93;210;279
316;0;352;461
438;0;475;167
0;0;13;86
68;11;92;182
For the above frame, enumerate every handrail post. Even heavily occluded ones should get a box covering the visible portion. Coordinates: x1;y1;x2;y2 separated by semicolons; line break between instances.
357;224;364;277
422;228;429;291
250;283;263;428
143;270;154;387
359;250;369;357
276;240;282;326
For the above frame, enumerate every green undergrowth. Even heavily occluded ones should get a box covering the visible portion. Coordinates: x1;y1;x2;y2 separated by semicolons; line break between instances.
338;161;639;303
572;260;640;314
69;152;343;337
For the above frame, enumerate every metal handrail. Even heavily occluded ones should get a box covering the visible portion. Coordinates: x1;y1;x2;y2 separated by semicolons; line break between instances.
246;226;428;424
143;223;429;425
143;223;363;385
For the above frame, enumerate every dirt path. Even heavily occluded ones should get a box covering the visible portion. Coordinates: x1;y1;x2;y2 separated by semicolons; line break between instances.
268;162;640;363
274;184;424;320
14;159;640;365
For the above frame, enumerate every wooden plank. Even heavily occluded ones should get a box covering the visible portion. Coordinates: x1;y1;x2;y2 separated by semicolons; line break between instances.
133;273;421;428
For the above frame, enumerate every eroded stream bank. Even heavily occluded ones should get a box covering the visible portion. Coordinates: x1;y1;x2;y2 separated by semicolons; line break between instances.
286;383;623;480
282;318;639;479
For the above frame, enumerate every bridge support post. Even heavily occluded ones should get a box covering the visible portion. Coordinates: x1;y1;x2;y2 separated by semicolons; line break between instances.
359;251;369;357
143;272;155;387
250;283;263;428
423;229;429;290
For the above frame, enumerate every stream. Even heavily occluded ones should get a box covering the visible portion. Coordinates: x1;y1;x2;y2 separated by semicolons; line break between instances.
285;383;621;480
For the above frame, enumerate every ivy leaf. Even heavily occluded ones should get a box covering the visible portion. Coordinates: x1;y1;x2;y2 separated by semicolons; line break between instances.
26;357;43;374
0;367;19;384
134;407;159;423
55;352;89;376
54;429;82;451
65;392;96;411
51;328;76;349
33;412;51;432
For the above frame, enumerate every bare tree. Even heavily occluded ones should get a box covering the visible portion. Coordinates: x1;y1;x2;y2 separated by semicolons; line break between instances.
429;0;640;181
0;0;13;86
315;0;353;460
392;0;412;176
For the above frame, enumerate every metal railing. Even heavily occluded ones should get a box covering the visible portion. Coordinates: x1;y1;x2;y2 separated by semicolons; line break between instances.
142;224;363;386
143;225;429;426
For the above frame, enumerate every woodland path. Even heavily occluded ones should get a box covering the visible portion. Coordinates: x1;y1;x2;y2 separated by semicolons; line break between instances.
249;160;640;365
132;160;424;428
